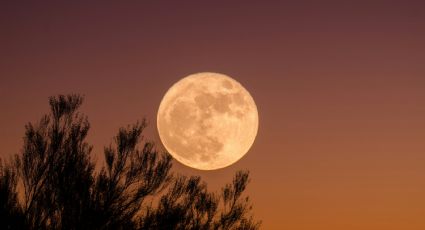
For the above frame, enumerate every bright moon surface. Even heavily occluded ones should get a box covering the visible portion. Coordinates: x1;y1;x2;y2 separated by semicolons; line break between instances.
157;72;259;170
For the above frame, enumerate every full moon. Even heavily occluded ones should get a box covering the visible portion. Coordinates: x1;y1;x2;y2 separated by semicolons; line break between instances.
157;72;258;170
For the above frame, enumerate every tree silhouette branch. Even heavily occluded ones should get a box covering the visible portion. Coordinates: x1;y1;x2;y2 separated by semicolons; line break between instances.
0;94;260;230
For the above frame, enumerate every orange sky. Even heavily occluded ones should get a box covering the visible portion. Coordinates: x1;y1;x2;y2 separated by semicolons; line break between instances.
1;1;425;229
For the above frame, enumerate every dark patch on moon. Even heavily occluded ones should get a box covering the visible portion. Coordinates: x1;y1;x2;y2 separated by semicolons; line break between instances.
222;79;233;89
194;93;214;109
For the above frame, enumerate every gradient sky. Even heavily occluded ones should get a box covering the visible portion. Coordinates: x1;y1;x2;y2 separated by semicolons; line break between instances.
1;1;425;229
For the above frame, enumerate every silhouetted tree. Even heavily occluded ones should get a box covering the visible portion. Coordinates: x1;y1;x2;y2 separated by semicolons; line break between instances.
0;94;260;230
89;121;172;229
0;159;25;229
139;171;259;230
13;95;94;229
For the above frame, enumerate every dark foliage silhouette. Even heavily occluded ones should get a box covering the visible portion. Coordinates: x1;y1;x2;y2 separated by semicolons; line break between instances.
0;95;260;230
0;159;25;229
